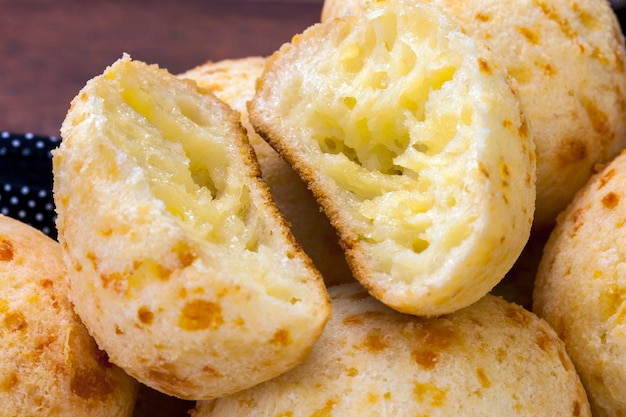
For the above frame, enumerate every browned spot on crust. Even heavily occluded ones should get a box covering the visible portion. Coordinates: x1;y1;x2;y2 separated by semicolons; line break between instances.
0;239;14;262
201;365;223;378
154;264;172;281
311;399;337;416
569;207;586;236
534;329;552;352
476;368;491;388
179;299;223;331
100;271;127;295
359;328;389;352
344;314;365;326
517;26;539;44
410;322;456;369
598;168;616;189
543;64;556;76
176;241;197;268
557;138;587;164
413;382;447;406
269;329;292;347
412;348;439;370
602;192;620;209
477;58;492;75
35;335;58;352
3;310;27;332
478;162;490;178
138;306;154;325
581;97;610;135
0;372;19;392
475;13;491;22
535;1;576;39
86;251;98;270
148;368;188;389
504;305;531;328
39;279;53;290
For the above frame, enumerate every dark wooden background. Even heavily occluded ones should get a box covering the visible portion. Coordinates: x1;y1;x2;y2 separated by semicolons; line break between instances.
0;0;323;137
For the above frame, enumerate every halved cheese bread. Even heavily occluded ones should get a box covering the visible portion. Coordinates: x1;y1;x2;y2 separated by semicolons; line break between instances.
249;0;536;316
53;55;331;400
322;0;626;231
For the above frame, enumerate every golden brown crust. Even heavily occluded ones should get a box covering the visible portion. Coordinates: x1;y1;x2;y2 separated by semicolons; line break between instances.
193;284;590;416
0;214;138;416
533;149;626;416
54;55;331;400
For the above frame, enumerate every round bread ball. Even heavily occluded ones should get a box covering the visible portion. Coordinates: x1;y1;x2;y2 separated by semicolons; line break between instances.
322;0;626;231
249;0;535;317
180;57;354;288
192;283;590;416
0;214;138;416
534;149;626;416
54;55;331;400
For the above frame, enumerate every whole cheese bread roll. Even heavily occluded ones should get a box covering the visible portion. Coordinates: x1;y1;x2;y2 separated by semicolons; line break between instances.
249;0;536;316
180;57;354;287
533;150;626;416
0;214;138;416
322;0;626;231
53;54;331;400
192;283;590;416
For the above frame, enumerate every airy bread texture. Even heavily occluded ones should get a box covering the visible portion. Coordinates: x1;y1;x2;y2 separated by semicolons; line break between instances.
53;55;331;400
192;284;590;416
322;0;626;231
249;0;536;316
180;57;354;287
0;214;138;416
533;150;626;416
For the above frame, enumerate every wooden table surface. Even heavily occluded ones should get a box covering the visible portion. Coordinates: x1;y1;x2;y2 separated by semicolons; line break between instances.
0;0;323;137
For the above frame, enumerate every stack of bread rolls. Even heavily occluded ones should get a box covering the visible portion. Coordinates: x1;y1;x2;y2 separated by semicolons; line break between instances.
2;0;625;415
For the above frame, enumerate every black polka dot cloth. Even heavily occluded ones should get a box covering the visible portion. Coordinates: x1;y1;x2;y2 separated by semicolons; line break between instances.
0;132;60;239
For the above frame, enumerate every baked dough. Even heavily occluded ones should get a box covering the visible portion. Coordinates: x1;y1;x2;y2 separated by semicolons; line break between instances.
249;0;536;316
53;54;331;400
0;214;138;416
322;0;626;231
533;150;626;416
192;284;590;416
180;57;354;287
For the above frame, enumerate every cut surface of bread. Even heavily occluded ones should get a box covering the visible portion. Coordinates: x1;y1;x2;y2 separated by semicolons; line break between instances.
322;0;626;231
533;150;626;416
180;57;354;287
0;214;138;416
192;284;590;417
249;0;536;316
53;54;331;400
